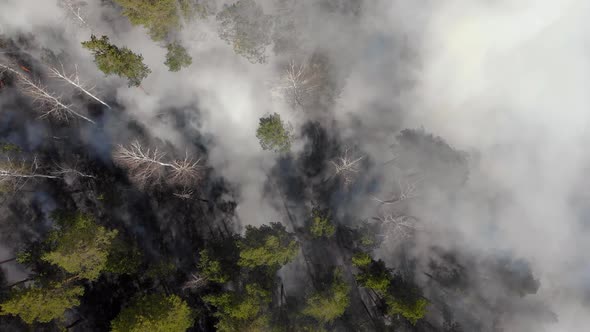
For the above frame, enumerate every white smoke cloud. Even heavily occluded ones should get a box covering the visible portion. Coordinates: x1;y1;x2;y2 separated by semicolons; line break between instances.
400;1;590;330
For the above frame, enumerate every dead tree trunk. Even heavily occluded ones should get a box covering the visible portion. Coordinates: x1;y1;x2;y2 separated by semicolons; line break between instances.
9;277;32;288
0;257;16;265
48;63;111;109
0;63;95;123
114;141;203;189
66;318;85;330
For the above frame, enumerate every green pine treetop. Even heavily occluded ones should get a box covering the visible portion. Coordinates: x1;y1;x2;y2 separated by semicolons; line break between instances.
256;113;292;153
216;0;272;63
386;297;428;325
302;269;350;324
309;208;335;239
42;212;118;281
238;222;299;269
113;0;194;41
82;35;151;87
198;249;231;283
203;283;271;332
351;252;372;268
0;282;84;324
111;294;194;332
165;42;193;72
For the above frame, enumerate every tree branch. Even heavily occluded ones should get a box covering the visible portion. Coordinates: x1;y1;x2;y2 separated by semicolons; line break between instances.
0;63;95;124
47;63;111;109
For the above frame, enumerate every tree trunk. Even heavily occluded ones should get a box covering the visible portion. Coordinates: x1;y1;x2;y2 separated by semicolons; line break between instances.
66;318;85;329
360;297;378;329
9;277;32;288
0;257;16;265
221;219;230;237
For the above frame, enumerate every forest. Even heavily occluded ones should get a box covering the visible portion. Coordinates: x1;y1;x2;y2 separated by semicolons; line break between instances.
0;0;585;331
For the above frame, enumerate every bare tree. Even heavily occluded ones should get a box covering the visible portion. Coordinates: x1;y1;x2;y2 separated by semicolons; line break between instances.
0;63;95;124
173;187;195;200
114;141;203;189
0;157;59;191
167;154;203;186
330;147;365;188
374;214;421;241
182;272;207;291
51;161;96;180
274;59;321;110
0;156;97;191
60;0;91;30
113;141;165;187
47;63;111;109
371;176;421;205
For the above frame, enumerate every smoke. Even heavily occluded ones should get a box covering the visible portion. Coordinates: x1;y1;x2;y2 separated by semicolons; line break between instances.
398;0;590;330
328;0;590;330
1;0;589;330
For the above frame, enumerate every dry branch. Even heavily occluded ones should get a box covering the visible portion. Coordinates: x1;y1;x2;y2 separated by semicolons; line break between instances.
48;63;111;109
274;59;321;110
331;147;364;188
60;0;91;30
51;162;96;179
114;141;203;189
182;273;207;291
374;214;421;241
0;63;95;123
173;188;194;200
0;157;59;191
371;176;421;205
114;141;165;187
168;155;203;186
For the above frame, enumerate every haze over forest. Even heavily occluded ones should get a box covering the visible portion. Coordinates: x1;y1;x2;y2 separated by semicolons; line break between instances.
0;0;588;331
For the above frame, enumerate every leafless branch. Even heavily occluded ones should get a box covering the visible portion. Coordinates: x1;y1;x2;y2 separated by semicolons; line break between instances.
114;141;203;189
48;63;111;109
60;0;91;30
274;59;321;110
383;152;399;166
114;141;166;188
374;214;421;241
182;273;207;291
173;188;194;200
0;157;60;191
330;147;365;188
0;63;95;124
371;176;421;205
168;154;203;186
51;162;96;179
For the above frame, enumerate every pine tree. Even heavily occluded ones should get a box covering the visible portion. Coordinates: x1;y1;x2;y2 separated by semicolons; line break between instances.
198;249;230;283
256;113;292;153
385;274;429;325
217;0;272;63
164;43;192;72
386;296;428;325
302;269;350;324
203;284;271;332
353;255;429;325
81;35;151;87
111;294;194;332
238;222;299;269
355;259;391;296
0;282;84;324
42;212;118;281
113;0;193;41
309;208;335;239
